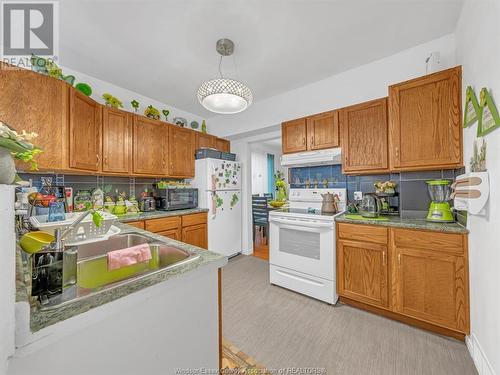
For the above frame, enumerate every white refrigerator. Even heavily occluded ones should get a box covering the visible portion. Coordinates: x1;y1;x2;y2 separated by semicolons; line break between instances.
192;158;242;257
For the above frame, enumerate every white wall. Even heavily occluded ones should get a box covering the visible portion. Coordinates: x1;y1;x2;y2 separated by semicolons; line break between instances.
0;186;15;375
210;34;457;137
455;1;500;374
60;66;206;131
251;151;268;195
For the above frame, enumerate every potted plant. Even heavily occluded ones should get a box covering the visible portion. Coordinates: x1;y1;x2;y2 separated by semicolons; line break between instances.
0;122;41;184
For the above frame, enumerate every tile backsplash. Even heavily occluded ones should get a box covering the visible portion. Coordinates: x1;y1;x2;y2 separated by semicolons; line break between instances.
19;173;185;200
289;166;465;218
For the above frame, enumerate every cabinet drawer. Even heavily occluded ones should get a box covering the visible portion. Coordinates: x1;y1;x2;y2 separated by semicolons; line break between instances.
125;220;144;230
145;216;181;233
392;228;465;256
182;212;207;227
337;223;388;244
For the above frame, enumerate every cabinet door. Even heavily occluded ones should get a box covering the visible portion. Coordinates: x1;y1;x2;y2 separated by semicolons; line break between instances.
196;133;216;149
182;224;208;249
215;137;230;152
0;63;69;171
389;66;462;170
169;126;195;178
392;246;468;332
158;229;181;241
282;118;307;154
337;239;388;308
69;90;102;171
125;221;145;230
340;98;389;174
132;116;167;176
307;111;339;150
102;107;131;174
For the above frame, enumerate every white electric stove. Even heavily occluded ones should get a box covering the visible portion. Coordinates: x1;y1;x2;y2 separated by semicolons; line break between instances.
269;188;346;304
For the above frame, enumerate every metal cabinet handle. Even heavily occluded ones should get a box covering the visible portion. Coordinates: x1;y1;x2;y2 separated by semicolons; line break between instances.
104;156;108;166
96;154;100;166
382;251;386;266
310;136;314;146
302;137;306;145
395;147;400;158
398;253;401;266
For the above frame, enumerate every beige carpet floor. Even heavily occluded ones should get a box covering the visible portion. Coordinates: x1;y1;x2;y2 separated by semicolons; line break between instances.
222;255;477;375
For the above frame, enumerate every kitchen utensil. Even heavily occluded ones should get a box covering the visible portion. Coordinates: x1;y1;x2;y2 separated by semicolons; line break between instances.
426;180;454;222
321;192;338;213
359;193;382;218
19;231;55;254
139;196;156;212
269;200;286;208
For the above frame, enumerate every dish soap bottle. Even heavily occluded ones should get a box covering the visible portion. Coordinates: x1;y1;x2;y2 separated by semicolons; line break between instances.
92;188;104;210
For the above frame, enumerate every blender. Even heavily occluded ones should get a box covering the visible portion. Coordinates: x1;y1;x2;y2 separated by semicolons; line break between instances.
425;180;454;222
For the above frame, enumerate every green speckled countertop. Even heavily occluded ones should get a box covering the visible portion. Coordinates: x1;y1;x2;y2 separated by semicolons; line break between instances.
335;213;468;234
116;208;209;222
17;221;226;332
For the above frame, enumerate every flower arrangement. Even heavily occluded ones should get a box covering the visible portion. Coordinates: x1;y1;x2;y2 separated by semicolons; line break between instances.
144;105;160;120
102;93;123;109
0;122;41;170
374;180;397;194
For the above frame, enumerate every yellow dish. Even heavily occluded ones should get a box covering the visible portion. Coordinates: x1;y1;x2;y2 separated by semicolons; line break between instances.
269;200;286;208
19;231;54;254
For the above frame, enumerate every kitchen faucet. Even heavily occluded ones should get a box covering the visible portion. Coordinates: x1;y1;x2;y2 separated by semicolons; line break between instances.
51;209;97;251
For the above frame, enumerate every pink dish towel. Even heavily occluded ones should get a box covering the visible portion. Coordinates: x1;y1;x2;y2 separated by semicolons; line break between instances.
107;244;152;271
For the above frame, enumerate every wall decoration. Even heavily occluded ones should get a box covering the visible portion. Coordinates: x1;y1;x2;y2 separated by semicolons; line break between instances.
477;88;500;136
201;120;207;133
144;105;160;120
31;54;77;87
131;100;140;112
173;117;187;127
470;139;487;172
162;109;170;121
230;193;239;208
102;93;123;109
75;83;92;96
190;121;199;129
61;74;75;86
463;86;480;128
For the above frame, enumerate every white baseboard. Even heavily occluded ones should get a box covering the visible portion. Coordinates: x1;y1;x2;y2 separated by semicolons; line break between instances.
466;334;496;375
241;247;253;256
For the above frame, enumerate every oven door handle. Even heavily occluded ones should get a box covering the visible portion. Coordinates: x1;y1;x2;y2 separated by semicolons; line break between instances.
270;218;333;229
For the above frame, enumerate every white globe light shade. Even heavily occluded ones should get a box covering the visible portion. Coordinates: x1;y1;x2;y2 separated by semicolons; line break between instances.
197;78;253;114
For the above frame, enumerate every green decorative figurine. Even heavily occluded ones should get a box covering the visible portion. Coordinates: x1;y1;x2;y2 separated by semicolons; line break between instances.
162;109;170;121
131;100;140;112
201;120;207;133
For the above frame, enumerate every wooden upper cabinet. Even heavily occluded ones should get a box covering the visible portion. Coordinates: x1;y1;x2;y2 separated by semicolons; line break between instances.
133;116;167;176
69;90;102;171
389;66;462;171
102;107;131;174
0;63;69;171
169;126;195;178
337;238;389;309
215;137;230;152
282;118;307;154
391;229;469;333
340;98;389;174
307;111;340;150
196;133;216;149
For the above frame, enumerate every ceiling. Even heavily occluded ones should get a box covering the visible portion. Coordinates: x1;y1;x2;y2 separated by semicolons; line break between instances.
59;0;464;118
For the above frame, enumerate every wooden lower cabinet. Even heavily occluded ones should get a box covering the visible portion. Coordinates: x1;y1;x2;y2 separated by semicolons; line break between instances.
125;220;145;230
337;223;469;338
139;213;208;249
182;223;208;249
337;239;388;308
157;228;182;241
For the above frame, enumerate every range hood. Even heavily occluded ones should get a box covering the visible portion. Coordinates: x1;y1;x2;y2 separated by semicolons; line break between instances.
280;148;342;167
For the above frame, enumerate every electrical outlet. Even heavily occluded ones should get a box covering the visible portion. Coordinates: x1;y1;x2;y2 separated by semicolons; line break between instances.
41;177;52;186
353;191;363;201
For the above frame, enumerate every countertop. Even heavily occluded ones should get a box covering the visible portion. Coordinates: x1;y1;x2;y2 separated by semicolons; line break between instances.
335;213;469;234
116;208;209;223
16;221;226;333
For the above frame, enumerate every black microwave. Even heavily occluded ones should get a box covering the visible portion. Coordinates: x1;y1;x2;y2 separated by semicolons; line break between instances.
154;188;198;211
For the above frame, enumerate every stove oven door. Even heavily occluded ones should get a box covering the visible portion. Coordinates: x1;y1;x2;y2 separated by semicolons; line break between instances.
269;216;334;281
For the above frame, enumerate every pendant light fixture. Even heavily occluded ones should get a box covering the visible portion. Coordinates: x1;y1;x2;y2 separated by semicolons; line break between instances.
197;39;253;114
